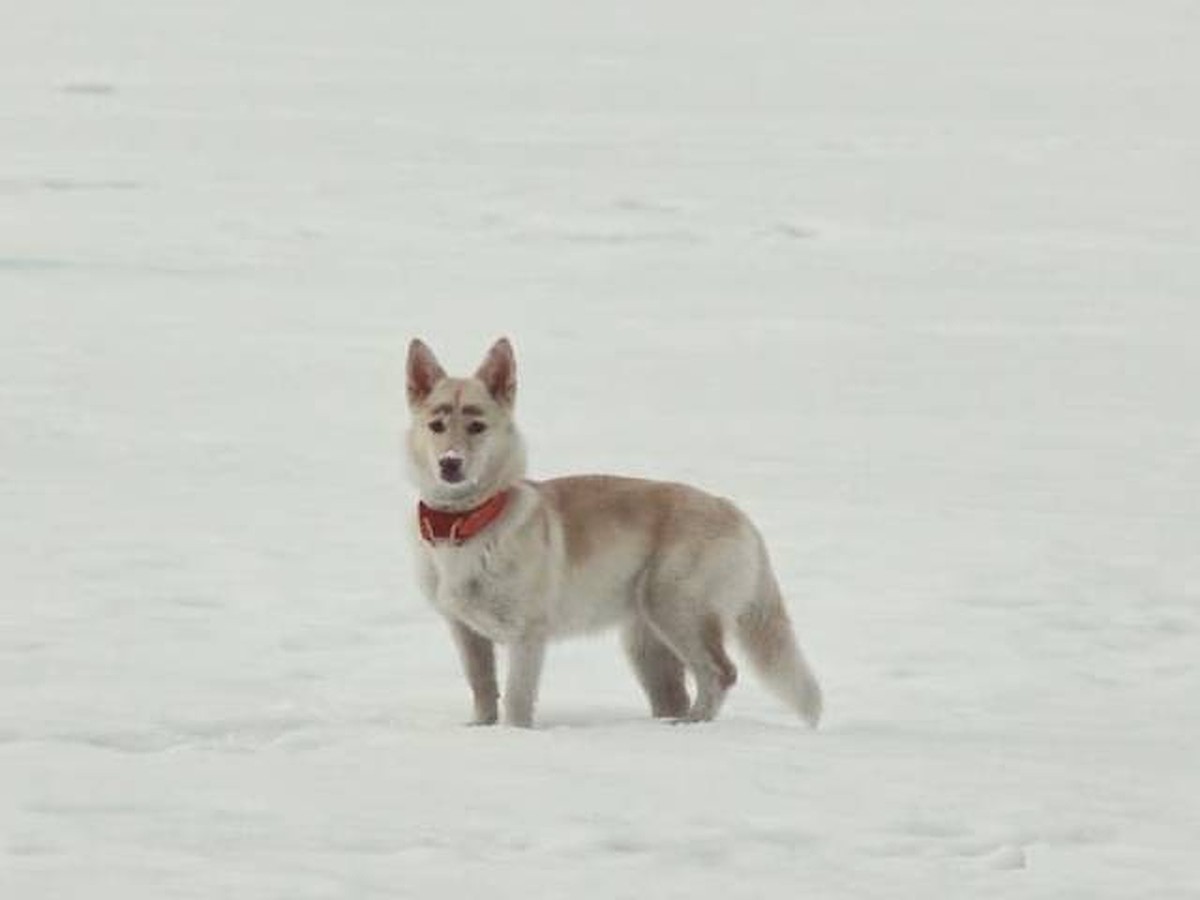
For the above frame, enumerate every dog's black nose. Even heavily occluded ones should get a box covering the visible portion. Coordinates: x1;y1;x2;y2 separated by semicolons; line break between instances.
439;456;464;482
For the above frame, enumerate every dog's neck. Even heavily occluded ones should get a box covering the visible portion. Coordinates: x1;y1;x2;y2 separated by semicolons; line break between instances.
419;481;514;514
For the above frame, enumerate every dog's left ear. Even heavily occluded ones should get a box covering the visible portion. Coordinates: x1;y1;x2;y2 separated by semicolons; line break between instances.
475;337;517;408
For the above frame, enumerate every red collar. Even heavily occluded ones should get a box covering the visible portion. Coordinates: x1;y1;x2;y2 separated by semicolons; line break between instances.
418;491;511;545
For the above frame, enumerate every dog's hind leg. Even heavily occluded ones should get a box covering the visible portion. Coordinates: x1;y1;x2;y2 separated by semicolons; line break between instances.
641;593;737;722
621;616;690;718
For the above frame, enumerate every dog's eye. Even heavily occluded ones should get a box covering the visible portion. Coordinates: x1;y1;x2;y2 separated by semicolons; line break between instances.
429;420;446;434
467;421;487;435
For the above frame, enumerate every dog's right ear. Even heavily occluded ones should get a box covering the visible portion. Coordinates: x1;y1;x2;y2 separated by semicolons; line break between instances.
407;339;446;407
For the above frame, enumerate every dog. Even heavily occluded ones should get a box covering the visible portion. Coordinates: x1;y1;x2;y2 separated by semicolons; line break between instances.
405;337;822;728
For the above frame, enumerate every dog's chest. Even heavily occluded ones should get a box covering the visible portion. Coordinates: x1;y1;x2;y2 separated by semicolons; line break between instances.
425;544;525;641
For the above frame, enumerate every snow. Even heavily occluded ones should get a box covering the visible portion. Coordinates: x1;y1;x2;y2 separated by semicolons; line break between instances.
2;0;1199;897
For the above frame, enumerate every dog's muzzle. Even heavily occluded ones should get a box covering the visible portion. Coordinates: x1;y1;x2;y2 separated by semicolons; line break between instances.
438;452;465;484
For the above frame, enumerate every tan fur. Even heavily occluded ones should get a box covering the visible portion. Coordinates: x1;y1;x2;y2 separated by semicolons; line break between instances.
406;337;822;728
537;476;743;568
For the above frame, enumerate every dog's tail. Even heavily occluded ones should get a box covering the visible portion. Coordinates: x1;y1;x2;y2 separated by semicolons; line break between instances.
736;555;823;727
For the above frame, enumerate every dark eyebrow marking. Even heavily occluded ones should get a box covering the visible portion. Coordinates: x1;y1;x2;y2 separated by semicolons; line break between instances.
430;404;453;415
461;404;485;417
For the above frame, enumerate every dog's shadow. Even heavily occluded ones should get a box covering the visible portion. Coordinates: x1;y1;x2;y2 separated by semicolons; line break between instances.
536;706;652;730
535;706;808;736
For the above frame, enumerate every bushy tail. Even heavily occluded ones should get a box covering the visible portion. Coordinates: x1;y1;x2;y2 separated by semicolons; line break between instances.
736;574;823;727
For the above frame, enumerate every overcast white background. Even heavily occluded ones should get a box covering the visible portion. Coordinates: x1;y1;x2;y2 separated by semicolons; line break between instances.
2;2;1198;897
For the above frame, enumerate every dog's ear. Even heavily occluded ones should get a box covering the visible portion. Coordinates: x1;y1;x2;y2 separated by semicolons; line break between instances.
407;339;446;407
475;337;517;408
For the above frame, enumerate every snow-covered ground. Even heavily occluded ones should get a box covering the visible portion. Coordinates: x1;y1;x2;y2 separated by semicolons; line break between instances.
3;1;1198;896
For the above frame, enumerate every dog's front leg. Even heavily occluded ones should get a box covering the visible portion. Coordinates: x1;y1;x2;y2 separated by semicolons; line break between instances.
504;636;546;728
448;619;498;725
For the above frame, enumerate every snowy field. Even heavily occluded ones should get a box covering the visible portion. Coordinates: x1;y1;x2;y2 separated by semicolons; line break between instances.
3;1;1199;897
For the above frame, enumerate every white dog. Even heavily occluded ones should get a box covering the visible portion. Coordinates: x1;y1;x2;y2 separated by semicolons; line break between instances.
406;337;822;728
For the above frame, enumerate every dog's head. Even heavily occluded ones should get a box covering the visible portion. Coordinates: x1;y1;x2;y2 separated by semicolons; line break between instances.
405;337;526;507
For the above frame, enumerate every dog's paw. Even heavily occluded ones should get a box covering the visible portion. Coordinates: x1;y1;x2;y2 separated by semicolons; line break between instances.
670;711;718;725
